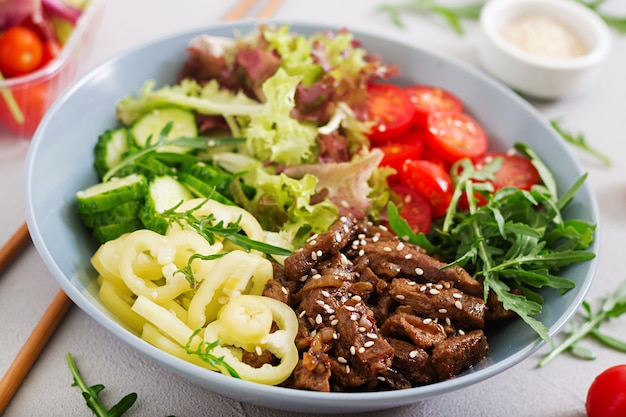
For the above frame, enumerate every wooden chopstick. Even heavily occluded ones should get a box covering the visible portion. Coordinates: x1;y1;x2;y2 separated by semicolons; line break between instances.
221;0;259;21
0;222;30;274
256;0;283;20
0;290;73;413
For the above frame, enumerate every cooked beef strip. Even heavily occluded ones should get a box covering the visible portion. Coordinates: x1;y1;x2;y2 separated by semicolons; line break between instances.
388;278;487;329
431;330;489;380
379;309;447;350
386;337;437;386
284;214;357;280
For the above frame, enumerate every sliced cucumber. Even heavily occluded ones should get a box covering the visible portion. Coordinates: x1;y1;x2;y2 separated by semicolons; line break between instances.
131;107;197;153
93;219;144;243
177;172;234;205
93;128;132;179
180;161;235;199
76;174;147;214
79;201;143;228
139;175;193;234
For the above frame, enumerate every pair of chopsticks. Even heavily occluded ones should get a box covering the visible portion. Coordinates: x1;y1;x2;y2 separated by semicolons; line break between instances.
0;223;72;414
0;0;283;413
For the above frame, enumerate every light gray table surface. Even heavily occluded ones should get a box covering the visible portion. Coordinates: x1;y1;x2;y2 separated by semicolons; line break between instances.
1;1;626;416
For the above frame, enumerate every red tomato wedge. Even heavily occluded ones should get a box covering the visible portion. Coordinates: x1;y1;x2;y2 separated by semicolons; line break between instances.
401;159;453;218
389;183;432;233
377;129;425;182
425;111;488;163
366;83;415;144
473;152;540;191
405;85;463;129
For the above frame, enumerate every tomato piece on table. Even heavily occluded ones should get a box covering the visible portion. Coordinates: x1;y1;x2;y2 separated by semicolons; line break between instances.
389;183;432;233
473;152;540;191
366;83;415;144
425;111;488;163
586;365;626;417
0;26;44;77
404;85;463;129
401;159;453;218
376;128;425;182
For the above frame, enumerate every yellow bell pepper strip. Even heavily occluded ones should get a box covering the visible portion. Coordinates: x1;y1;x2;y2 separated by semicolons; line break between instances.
203;295;299;385
118;229;222;303
186;250;273;329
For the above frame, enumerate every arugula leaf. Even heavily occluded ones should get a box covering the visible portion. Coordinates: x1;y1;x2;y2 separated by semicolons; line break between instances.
550;119;612;167
378;0;484;35
539;279;626;366
429;143;596;341
67;353;137;417
182;330;240;378
386;201;437;252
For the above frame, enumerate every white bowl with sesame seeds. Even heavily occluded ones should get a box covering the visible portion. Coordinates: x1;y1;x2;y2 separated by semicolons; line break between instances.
24;21;599;413
478;0;612;100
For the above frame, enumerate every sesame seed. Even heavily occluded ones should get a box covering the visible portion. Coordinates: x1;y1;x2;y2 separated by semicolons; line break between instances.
343;224;350;233
367;333;378;339
455;301;463;310
358;234;366;239
358;347;366;353
360;239;367;246
396;294;406;300
300;275;308;282
364;341;375;348
255;345;263;356
316;300;325;306
358;327;366;332
420;286;427;292
346;365;351;374
459;329;466;335
350;314;358;321
316;250;323;257
352;295;362;302
396;242;405;251
340;216;348;222
309;239;317;246
151;291;158;299
379;225;388;231
383;246;392;252
333;332;339;339
281;286;288;295
326;308;335;314
445;317;451;326
345;306;355;312
439;308;448;314
415;267;424;275
311;329;317;337
311;252;318;261
315;314;323;324
377;376;386;382
409;350;419;358
335;232;342;242
358;249;365;256
299;310;307;318
338;356;347;364
321;290;330;298
435;284;443;290
331;319;339;326
429;289;440;295
311;274;321;279
341;200;350;208
408;281;416;286
372;235;379;242
350;346;356;355
423;318;433;325
404;253;413;259
218;295;230;305
453;293;463;299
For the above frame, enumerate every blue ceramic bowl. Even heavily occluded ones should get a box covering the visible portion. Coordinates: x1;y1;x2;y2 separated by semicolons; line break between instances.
23;21;599;414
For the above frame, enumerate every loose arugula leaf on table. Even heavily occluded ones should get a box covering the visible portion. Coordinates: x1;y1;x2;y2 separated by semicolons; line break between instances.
392;142;596;341
539;279;626;366
378;0;484;35
550;119;612;167
66;353;137;417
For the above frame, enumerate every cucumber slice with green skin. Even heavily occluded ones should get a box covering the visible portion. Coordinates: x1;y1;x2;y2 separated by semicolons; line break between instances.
131;108;197;153
139;175;193;234
177;172;234;206
180;161;235;199
134;154;175;178
93;219;144;243
94;128;133;179
76;174;147;214
79;201;143;228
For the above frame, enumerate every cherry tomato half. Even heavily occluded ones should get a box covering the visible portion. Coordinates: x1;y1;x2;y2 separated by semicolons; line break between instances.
377;129;425;182
473;152;540;191
366;83;415;144
401;159;453;218
404;85;463;129
0;26;44;77
586;364;626;417
389;183;432;233
425;111;488;164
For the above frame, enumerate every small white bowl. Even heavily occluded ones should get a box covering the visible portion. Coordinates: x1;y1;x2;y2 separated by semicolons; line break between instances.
478;0;611;100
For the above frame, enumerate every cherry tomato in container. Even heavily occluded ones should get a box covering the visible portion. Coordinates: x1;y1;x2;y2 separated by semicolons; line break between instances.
366;83;415;144
425;111;488;164
0;26;44;77
0;81;51;136
586;364;626;417
473;152;540;191
377;129;425;182
401;159;453;218
389;183;432;233
404;85;463;129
